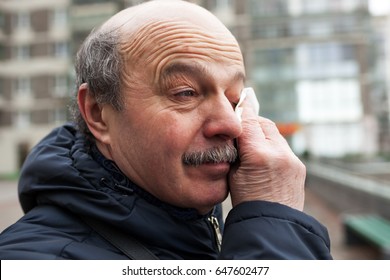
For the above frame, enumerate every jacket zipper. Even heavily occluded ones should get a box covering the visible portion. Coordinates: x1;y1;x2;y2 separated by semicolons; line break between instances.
208;215;222;252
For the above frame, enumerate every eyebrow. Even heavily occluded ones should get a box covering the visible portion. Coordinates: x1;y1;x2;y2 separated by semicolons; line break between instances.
159;61;246;88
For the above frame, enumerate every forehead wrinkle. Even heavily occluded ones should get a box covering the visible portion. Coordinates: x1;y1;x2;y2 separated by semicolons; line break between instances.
120;19;242;66
151;36;243;84
146;39;242;65
142;19;233;48
154;54;239;87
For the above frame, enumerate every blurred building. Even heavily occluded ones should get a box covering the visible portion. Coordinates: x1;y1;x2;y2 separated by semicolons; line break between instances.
371;10;390;154
0;0;123;174
71;0;124;55
0;0;72;174
0;0;389;175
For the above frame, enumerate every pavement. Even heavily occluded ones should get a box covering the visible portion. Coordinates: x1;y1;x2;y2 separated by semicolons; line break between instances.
0;180;23;232
0;179;380;259
303;186;379;259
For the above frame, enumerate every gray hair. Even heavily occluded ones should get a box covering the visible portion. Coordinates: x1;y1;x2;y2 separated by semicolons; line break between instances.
71;27;124;141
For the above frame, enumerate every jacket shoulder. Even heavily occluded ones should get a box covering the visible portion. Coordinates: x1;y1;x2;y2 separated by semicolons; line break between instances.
0;205;126;260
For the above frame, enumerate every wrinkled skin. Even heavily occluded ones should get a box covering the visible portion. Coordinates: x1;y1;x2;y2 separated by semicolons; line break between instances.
78;0;305;214
230;101;306;210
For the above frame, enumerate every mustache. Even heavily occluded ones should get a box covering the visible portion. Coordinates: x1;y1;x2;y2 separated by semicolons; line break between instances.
182;144;238;167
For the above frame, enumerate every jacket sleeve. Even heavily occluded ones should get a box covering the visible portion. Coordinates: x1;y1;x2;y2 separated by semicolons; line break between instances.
219;201;332;259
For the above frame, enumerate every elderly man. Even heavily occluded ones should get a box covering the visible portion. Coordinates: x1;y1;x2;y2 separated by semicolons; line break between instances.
0;0;331;259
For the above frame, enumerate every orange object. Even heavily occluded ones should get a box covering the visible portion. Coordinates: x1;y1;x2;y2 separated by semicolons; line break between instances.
276;123;300;137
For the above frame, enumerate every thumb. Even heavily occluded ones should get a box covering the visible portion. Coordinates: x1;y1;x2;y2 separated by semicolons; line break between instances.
235;87;260;122
235;88;265;151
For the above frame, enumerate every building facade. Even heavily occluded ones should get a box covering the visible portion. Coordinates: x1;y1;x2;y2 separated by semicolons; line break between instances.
0;0;123;175
0;0;72;174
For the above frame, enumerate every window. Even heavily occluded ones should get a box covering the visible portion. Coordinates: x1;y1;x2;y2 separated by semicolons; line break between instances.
341;0;364;12
53;76;68;97
14;11;30;30
295;43;358;79
15;45;30;60
126;0;144;5
52;108;67;124
14;111;31;128
0;79;3;99
0;12;4;29
302;0;328;14
52;9;68;28
14;77;31;97
0;45;4;60
252;23;288;39
215;0;233;10
307;21;333;37
54;42;69;57
334;17;357;33
289;20;306;36
288;0;303;16
249;0;287;17
297;79;362;122
341;44;355;61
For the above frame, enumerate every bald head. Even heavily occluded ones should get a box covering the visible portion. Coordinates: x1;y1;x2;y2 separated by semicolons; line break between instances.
101;0;233;38
103;0;243;86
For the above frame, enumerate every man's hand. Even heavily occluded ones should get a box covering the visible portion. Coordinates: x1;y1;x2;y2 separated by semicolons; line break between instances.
229;97;306;211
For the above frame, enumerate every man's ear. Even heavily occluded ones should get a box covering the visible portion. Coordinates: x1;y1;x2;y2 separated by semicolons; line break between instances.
77;83;111;144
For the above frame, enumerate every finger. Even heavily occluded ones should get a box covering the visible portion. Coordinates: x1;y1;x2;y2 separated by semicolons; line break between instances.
239;101;265;141
258;117;280;138
234;89;265;152
258;116;291;147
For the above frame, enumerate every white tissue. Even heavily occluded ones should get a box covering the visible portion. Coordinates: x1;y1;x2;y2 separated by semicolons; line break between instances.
235;87;260;122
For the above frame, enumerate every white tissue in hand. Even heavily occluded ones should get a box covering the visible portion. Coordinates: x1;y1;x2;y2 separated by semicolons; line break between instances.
235;87;260;122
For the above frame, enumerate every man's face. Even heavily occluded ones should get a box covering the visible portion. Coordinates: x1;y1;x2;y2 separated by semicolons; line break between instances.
103;19;245;214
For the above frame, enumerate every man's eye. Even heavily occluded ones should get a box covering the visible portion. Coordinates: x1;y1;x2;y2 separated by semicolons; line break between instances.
175;90;196;98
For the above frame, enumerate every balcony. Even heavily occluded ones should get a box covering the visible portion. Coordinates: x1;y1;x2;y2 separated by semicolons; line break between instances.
70;2;119;32
0;57;70;78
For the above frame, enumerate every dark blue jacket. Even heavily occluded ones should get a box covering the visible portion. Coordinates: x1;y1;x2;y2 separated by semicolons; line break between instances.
0;124;332;259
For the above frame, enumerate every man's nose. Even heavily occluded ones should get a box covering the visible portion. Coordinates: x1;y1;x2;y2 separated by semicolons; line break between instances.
202;93;242;140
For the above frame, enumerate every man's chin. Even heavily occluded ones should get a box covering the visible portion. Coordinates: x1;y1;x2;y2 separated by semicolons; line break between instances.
193;187;229;215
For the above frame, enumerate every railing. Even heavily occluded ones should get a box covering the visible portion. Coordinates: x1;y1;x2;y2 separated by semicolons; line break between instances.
306;161;390;201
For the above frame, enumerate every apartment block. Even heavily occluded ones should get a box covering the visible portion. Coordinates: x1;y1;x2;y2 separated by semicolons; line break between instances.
0;0;123;175
0;0;72;174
